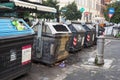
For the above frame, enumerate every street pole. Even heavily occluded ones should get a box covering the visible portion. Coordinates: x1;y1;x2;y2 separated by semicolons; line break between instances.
95;36;105;65
96;23;99;37
86;0;90;22
87;0;90;22
109;17;111;22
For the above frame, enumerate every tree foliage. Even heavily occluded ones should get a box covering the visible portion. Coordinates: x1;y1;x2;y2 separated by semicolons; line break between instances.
37;0;59;19
43;0;58;8
104;1;120;23
61;2;82;20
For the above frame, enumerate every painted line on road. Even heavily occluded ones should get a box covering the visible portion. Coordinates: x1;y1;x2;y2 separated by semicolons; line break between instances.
105;40;111;46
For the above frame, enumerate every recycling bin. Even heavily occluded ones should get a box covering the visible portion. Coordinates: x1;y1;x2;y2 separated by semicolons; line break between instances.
98;26;105;36
112;27;119;37
82;24;94;47
0;18;35;80
33;22;71;65
67;23;86;52
86;23;96;45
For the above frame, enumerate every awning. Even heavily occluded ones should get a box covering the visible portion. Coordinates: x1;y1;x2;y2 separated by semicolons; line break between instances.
0;2;14;10
36;5;56;13
13;0;36;9
0;5;12;10
10;0;57;13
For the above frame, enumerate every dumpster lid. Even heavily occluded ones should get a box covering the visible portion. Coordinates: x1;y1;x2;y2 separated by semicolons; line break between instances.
82;25;91;31
0;18;34;37
86;24;95;29
45;22;71;34
72;23;86;32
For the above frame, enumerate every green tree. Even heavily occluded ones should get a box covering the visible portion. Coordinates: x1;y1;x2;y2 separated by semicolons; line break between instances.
39;0;59;20
104;1;120;23
61;2;82;20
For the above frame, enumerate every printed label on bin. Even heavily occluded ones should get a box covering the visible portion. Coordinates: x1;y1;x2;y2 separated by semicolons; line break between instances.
10;49;17;61
81;37;85;46
78;35;81;42
22;45;31;65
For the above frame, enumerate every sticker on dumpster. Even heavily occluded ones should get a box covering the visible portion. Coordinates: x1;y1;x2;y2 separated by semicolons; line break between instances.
81;37;85;46
78;35;81;42
22;45;31;65
10;49;17;61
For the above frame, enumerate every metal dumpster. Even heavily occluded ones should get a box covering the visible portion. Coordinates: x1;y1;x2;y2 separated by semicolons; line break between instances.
82;24;94;47
33;22;71;65
86;23;96;45
0;18;35;80
67;23;86;52
112;27;120;37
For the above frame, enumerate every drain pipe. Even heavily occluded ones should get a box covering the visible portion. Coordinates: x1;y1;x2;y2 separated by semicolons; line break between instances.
95;36;105;65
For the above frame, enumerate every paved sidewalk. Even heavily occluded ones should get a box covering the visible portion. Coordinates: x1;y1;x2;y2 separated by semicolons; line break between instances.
15;39;120;80
63;39;120;80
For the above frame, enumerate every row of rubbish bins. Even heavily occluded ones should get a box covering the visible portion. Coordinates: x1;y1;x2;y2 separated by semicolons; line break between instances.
32;21;97;65
0;18;98;80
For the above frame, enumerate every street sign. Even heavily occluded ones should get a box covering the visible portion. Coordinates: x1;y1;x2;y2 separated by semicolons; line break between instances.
61;8;67;12
109;8;115;14
80;8;85;12
84;12;89;16
61;9;67;12
108;14;113;18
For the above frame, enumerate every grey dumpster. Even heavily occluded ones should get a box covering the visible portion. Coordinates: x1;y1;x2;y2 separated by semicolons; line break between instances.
67;23;86;52
33;22;71;65
81;24;94;47
86;23;96;45
112;27;119;37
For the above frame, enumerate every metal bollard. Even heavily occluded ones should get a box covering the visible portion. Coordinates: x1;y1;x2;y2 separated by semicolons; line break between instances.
95;36;105;65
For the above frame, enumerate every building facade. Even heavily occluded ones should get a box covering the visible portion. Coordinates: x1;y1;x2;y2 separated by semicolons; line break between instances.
57;0;104;22
16;0;108;22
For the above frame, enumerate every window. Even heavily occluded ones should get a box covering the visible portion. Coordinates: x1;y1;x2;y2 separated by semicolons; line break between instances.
82;0;85;6
91;0;93;8
85;0;87;7
79;0;82;5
